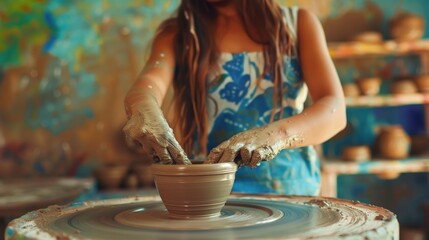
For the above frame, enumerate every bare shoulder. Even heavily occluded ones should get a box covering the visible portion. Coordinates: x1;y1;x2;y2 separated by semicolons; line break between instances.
152;18;178;49
296;7;327;47
297;8;322;32
297;8;317;19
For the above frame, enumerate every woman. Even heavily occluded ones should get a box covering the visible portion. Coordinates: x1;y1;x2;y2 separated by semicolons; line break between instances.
123;0;346;195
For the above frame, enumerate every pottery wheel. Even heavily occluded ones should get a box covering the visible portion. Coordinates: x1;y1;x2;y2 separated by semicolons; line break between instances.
6;194;399;240
0;178;87;217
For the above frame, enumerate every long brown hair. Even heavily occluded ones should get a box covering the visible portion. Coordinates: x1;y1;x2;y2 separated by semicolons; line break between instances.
160;0;294;156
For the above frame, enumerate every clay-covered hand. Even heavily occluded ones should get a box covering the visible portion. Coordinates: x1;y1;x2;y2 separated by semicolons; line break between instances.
204;123;300;167
123;101;191;165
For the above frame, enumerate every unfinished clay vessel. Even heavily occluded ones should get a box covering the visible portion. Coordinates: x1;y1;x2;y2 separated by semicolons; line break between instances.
95;164;129;190
134;163;154;188
151;162;237;219
342;83;360;97
390;79;418;94
357;77;381;96
390;13;424;42
415;75;429;93
377;125;410;159
342;145;371;162
351;31;383;44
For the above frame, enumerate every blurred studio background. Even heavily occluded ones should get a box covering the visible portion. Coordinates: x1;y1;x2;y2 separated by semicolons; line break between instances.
1;0;429;238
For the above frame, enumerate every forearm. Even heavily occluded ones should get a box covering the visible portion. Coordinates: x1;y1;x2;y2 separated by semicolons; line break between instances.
124;75;166;117
274;95;346;149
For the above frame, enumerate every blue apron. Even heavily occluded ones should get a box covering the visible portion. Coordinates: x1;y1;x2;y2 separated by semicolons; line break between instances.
206;49;320;196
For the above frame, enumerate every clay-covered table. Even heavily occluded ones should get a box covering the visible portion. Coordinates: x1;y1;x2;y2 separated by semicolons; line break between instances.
0;178;90;218
0;178;91;240
5;193;398;240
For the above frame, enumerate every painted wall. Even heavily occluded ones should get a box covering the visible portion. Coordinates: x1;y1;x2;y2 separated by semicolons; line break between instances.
0;0;179;177
2;0;428;177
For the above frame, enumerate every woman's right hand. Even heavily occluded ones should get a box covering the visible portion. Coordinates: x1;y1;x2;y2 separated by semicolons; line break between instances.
123;102;191;165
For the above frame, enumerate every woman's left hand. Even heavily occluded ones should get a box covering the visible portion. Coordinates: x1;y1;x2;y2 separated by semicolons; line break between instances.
204;124;301;167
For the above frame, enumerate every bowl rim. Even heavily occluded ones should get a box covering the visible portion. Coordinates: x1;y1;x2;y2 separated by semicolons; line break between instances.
151;162;237;176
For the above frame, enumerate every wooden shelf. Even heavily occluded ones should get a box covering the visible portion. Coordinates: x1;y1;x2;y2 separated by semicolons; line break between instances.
322;157;429;175
346;93;429;107
329;39;429;59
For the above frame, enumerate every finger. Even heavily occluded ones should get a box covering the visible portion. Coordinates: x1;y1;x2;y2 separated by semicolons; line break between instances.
122;120;140;140
167;145;191;165
205;140;230;164
125;134;150;155
152;143;173;165
249;148;263;168
219;148;235;163
124;132;139;148
240;146;254;165
205;147;224;164
219;143;244;163
157;130;191;165
249;146;275;167
153;155;161;163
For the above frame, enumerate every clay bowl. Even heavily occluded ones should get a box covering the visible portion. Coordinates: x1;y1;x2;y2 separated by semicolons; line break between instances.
342;83;361;97
390;79;418;94
351;31;383;44
414;75;429;93
95;164;129;190
151;162;237;219
357;77;381;96
342;145;371;162
134;163;154;188
377;125;411;160
410;135;429;155
390;13;425;42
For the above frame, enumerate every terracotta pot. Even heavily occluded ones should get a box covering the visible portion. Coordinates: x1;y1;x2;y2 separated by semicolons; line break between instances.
125;173;139;189
95;164;129;190
351;31;383;43
342;83;360;97
342;145;371;162
414;75;429;93
377;172;401;180
377;126;411;159
134;164;154;188
410;135;429;155
390;79;418;94
390;13;425;42
357;77;381;96
151;162;237;219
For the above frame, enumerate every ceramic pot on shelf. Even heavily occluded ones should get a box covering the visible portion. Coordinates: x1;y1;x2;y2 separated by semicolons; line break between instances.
357;77;381;96
342;145;371;162
351;31;383;44
414;75;429;93
390;79;418;94
389;13;425;42
95;164;129;190
342;83;361;97
134;163;154;188
377;125;411;160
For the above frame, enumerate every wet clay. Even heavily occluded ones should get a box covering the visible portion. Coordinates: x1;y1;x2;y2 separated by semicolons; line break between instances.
0;178;86;217
205;126;304;167
6;194;399;240
123;99;191;165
